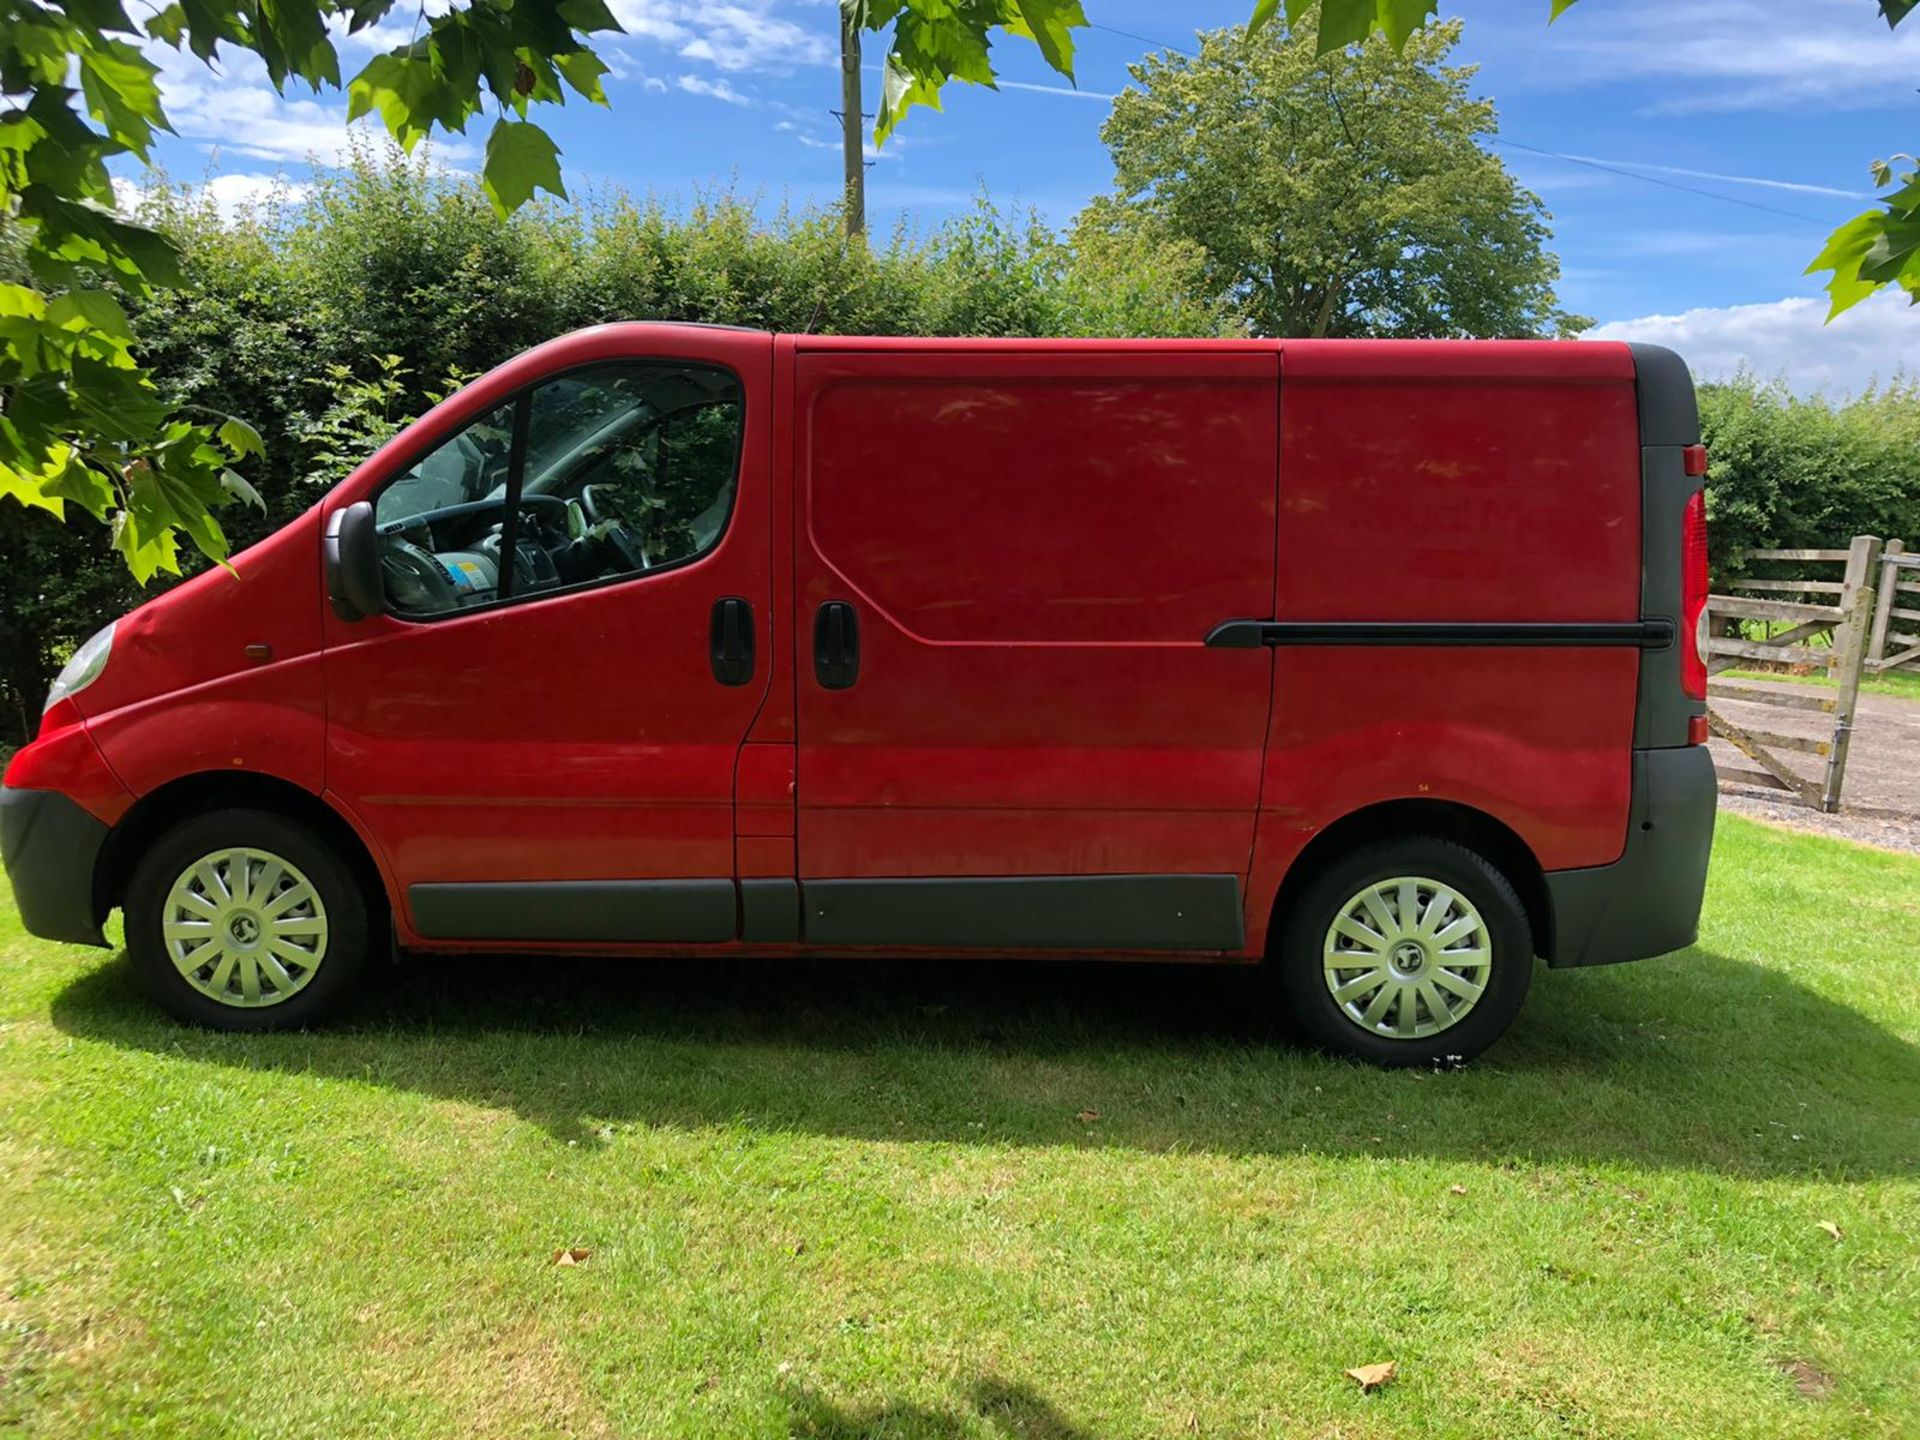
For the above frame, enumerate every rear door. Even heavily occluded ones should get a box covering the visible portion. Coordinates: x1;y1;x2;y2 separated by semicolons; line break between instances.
791;343;1279;951
320;325;774;947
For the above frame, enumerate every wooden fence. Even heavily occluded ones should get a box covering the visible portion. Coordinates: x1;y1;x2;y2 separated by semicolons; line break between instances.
1706;535;1880;812
1867;538;1920;676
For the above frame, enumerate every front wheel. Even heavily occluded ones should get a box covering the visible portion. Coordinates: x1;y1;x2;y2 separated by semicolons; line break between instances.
125;808;372;1031
1272;837;1533;1067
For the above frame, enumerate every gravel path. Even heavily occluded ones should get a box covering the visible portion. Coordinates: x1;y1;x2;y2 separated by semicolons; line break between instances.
1709;679;1920;854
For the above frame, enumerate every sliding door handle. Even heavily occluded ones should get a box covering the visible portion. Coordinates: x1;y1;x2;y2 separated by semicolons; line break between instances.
813;600;860;690
709;597;755;686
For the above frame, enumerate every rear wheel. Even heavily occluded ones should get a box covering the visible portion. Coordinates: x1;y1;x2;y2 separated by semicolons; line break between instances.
125;808;372;1030
1273;837;1532;1067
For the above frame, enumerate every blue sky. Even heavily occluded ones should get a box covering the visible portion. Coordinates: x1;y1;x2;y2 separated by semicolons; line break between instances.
128;0;1920;392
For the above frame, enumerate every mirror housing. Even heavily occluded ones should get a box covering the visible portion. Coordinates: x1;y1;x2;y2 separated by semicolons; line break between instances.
324;501;383;622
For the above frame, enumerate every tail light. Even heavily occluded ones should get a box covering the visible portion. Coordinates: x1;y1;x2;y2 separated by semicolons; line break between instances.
1681;488;1709;705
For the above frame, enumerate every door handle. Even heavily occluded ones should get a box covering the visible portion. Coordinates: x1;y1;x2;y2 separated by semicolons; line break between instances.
709;597;755;686
813;600;859;690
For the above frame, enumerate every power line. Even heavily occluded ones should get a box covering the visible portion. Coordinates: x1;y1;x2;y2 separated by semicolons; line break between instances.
1082;21;1834;228
1086;21;1196;55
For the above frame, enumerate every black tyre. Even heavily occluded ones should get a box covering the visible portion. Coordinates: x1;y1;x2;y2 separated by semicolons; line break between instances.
124;808;373;1031
1272;837;1533;1067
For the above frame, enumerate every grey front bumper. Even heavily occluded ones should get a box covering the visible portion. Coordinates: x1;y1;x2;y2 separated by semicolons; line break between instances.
0;786;110;947
1545;745;1717;968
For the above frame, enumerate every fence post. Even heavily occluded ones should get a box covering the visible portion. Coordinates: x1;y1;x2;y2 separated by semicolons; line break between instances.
1867;538;1905;674
1822;534;1882;811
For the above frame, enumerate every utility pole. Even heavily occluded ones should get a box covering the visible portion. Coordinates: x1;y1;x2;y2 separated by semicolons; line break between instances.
838;3;866;238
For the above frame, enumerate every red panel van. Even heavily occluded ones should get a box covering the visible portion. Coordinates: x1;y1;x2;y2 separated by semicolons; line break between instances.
0;327;1716;1066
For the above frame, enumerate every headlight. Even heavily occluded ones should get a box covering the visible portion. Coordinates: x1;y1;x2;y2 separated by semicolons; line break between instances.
44;621;115;713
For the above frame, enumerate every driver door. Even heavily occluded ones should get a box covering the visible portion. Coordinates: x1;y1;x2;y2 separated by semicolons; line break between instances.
320;327;773;947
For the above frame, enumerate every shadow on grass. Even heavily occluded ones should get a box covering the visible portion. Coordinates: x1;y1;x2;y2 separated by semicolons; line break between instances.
48;939;1920;1180
781;1377;1094;1440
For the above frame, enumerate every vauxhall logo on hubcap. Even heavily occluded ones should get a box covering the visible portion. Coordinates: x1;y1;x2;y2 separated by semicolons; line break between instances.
228;914;262;946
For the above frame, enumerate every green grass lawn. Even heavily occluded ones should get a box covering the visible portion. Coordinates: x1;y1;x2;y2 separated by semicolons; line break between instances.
1722;666;1920;703
3;815;1917;1438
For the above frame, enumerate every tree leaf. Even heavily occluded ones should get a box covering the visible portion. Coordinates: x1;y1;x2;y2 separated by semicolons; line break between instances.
0;459;69;517
46;288;132;339
1808;210;1896;318
1005;0;1088;79
1345;1360;1398;1392
77;38;171;161
1316;0;1378;51
481;119;565;215
219;467;265;511
557;0;623;35
1379;0;1442;47
216;415;265;458
145;3;189;48
554;49;610;105
41;446;115;519
0;284;49;320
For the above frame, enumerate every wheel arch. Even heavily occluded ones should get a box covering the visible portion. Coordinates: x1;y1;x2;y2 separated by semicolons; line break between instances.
1266;799;1553;962
94;771;388;925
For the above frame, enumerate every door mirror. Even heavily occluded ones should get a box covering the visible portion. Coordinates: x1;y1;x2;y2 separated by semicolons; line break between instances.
324;501;384;622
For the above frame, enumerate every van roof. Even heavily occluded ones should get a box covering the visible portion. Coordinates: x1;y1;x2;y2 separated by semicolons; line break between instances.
533;323;1638;382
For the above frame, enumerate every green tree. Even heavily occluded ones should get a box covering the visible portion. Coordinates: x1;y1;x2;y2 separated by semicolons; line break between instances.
1085;17;1579;339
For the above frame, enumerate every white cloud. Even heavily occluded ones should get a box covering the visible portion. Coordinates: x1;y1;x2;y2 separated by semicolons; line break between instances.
1587;290;1920;396
609;0;830;74
115;171;311;219
677;73;750;105
1519;0;1920;112
608;0;694;45
680;4;830;70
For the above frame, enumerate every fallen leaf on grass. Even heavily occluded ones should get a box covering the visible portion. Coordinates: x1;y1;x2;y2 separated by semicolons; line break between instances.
550;1247;591;1267
1345;1361;1397;1392
1076;1109;1101;1124
1815;1221;1843;1242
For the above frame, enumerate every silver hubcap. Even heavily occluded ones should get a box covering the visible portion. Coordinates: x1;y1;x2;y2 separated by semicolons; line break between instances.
162;848;329;1008
1322;876;1493;1040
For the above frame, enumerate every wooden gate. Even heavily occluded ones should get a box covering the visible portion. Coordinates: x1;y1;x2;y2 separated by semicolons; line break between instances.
1706;534;1880;812
1867;539;1920;676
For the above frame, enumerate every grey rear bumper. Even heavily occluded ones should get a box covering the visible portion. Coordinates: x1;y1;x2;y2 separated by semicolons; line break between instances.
0;786;110;948
1546;745;1716;968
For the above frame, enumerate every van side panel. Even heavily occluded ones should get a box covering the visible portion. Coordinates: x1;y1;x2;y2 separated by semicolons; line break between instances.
792;347;1278;917
1274;342;1641;623
1243;342;1644;956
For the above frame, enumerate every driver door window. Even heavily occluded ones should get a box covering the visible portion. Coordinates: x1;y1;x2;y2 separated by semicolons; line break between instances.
373;362;744;618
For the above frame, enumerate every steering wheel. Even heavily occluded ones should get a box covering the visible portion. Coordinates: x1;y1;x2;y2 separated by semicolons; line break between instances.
381;539;460;614
579;484;650;573
600;521;649;574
